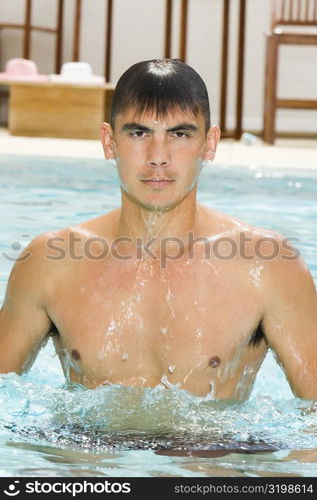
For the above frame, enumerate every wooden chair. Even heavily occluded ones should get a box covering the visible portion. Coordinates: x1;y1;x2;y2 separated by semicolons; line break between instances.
263;0;317;144
0;0;64;74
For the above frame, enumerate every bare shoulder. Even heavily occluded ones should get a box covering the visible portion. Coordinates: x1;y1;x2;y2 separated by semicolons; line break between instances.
49;208;119;242
12;231;52;272
198;203;290;250
232;221;315;299
2;231;55;310
10;230;67;285
198;203;313;282
259;229;315;299
31;209;119;260
197;204;246;236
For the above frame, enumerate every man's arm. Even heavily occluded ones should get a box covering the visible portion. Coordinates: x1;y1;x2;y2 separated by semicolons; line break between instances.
262;246;317;399
0;235;52;374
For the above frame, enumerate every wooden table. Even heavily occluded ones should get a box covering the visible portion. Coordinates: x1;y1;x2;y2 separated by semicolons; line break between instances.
6;81;115;140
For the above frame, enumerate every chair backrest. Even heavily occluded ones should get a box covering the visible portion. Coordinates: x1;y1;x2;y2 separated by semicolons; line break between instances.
271;0;317;28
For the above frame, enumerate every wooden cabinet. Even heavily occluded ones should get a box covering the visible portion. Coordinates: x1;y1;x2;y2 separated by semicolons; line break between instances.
8;82;115;140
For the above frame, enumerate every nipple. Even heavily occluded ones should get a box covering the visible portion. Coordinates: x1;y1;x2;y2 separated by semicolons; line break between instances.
71;349;81;361
209;356;221;368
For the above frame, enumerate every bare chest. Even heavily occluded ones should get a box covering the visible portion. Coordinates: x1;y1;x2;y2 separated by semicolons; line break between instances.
49;257;267;398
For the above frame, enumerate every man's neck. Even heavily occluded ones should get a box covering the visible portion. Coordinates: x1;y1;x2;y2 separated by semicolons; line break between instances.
117;188;199;244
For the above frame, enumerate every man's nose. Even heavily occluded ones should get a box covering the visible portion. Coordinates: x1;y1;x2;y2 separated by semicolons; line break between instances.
146;138;170;167
146;158;169;167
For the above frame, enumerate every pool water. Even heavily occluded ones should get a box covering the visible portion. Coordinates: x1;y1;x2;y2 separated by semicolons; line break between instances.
0;154;316;477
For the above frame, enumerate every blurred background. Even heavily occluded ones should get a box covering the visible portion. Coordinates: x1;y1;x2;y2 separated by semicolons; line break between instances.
0;0;316;141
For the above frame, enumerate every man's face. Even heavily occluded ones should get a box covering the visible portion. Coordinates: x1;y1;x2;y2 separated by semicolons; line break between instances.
103;107;219;211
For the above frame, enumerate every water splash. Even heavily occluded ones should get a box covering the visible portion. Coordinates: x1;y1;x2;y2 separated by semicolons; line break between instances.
1;370;317;455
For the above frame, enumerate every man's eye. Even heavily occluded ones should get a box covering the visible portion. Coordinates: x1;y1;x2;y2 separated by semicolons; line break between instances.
131;130;147;138
173;131;189;138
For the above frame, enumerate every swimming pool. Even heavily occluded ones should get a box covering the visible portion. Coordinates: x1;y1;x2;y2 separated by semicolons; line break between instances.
0;154;316;477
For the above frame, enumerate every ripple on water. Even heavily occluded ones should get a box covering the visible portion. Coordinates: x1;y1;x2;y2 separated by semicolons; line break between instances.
0;372;316;456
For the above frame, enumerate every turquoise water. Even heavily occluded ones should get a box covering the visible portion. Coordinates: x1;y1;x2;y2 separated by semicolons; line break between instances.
0;154;316;477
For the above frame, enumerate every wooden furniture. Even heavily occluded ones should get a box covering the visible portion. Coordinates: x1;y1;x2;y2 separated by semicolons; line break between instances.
164;0;173;58
72;0;171;81
165;0;247;140
0;0;64;74
263;0;317;144
72;0;114;83
105;0;114;83
70;0;247;140
179;0;189;62
8;82;116;140
220;0;246;139
103;84;115;123
1;0;248;140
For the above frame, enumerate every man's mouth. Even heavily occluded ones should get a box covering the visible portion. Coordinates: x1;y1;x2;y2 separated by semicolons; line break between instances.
141;178;175;187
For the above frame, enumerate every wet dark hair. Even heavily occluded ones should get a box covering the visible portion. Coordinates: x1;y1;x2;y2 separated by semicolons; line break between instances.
110;59;210;132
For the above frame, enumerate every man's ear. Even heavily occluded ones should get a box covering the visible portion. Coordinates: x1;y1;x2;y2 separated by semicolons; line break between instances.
204;125;221;162
100;122;115;160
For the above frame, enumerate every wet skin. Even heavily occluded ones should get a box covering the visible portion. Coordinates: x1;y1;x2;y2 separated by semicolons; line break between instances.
47;209;269;399
0;108;316;400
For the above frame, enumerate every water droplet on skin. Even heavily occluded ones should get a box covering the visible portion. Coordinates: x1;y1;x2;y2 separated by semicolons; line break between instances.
168;364;175;373
196;329;203;338
160;374;181;389
161;327;168;335
122;353;128;361
207;382;216;400
249;263;264;289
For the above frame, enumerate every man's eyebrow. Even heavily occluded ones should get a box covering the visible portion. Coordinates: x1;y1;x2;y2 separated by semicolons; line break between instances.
120;122;199;133
121;123;151;132
166;123;198;132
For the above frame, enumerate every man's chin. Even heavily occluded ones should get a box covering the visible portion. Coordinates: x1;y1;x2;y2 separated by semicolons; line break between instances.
122;188;179;212
121;184;197;213
137;198;177;213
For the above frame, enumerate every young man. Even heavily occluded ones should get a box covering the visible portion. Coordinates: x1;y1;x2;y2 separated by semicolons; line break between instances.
0;59;316;400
